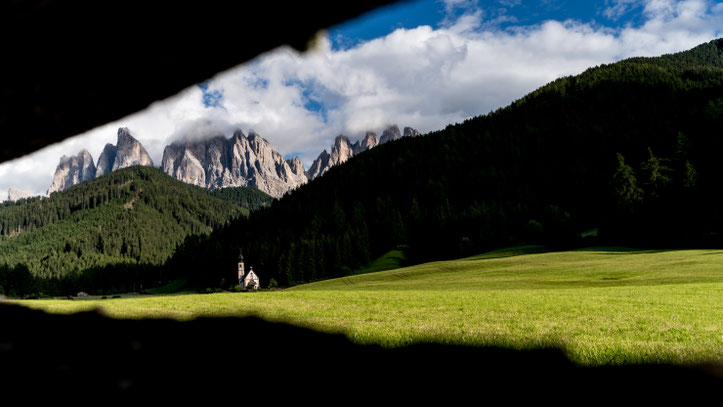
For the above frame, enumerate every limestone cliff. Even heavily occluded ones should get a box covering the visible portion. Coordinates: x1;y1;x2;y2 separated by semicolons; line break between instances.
306;125;419;180
47;149;96;194
7;187;36;202
352;131;378;155
110;127;154;171
94;143;117;177
379;124;401;144
162;130;307;198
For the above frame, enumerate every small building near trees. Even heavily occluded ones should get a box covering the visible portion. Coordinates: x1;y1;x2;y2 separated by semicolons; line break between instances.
237;252;260;290
243;267;260;290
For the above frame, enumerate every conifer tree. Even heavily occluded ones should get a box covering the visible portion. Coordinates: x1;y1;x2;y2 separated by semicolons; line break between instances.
613;153;643;209
640;147;672;199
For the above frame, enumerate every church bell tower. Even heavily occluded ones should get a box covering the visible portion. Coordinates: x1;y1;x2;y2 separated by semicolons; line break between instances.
237;251;245;287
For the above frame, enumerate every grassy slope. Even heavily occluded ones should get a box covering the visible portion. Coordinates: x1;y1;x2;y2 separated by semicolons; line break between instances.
13;247;723;366
353;246;408;275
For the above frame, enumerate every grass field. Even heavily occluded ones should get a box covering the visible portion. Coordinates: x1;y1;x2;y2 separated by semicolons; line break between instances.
10;246;723;366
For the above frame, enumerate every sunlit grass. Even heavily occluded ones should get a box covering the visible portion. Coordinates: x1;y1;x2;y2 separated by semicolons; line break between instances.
12;246;723;366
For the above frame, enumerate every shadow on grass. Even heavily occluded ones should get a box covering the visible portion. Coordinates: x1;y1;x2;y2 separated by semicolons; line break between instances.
1;302;719;402
462;245;676;262
462;245;549;261
460;245;723;262
354;245;409;275
579;247;685;255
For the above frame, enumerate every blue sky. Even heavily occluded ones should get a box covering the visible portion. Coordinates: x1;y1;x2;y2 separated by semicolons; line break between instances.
201;0;649;107
328;0;645;48
202;0;716;115
4;0;723;197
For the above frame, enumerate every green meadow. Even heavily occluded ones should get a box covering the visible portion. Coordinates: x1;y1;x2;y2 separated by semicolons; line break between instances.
11;246;723;366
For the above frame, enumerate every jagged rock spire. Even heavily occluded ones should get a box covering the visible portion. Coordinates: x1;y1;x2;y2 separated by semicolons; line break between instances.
306;124;419;180
379;124;401;144
110;127;154;171
47;149;96;194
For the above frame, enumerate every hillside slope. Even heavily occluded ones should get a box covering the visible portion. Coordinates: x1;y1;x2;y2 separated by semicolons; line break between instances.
167;38;723;289
0;166;247;295
209;186;274;211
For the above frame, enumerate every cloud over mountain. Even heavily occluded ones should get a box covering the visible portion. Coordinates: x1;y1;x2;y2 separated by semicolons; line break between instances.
1;0;721;197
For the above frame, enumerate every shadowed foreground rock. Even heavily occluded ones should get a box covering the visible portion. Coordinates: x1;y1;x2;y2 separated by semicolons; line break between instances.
0;303;719;401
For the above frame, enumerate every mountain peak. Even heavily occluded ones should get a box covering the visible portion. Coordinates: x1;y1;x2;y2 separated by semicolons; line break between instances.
162;130;307;198
47;127;154;194
307;124;419;180
352;131;378;155
48;149;97;194
111;127;154;171
116;127;138;147
118;126;132;137
380;124;401;144
403;127;421;138
95;143;118;177
7;186;36;202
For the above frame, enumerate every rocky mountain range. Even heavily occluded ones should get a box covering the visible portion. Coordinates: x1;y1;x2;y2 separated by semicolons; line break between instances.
306;125;420;179
97;127;155;176
47;149;97;194
161;130;307;199
46;124;421;198
48;128;154;195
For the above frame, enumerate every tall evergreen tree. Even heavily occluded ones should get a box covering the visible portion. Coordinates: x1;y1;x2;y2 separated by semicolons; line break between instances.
613;153;643;209
640;147;672;199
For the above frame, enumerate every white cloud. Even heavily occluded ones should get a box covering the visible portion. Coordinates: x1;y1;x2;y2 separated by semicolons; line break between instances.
1;0;722;197
603;0;642;20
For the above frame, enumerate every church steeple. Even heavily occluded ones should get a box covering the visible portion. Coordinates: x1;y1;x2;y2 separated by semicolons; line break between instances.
237;250;245;286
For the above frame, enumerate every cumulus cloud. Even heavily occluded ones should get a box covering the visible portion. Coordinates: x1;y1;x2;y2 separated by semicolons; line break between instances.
1;0;722;197
168;118;237;144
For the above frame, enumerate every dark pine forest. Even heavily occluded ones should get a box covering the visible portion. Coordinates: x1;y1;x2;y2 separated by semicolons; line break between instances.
171;39;723;289
5;39;723;295
0;166;271;296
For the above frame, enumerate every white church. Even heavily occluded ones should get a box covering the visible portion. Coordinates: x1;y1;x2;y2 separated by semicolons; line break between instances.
238;252;259;290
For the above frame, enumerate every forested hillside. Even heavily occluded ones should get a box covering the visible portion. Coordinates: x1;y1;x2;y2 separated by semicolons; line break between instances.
210;186;274;211
0;166;249;296
168;39;723;288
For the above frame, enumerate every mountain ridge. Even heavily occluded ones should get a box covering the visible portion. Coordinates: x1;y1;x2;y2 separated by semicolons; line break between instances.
48;128;155;195
47;123;421;198
161;130;308;199
305;125;420;179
